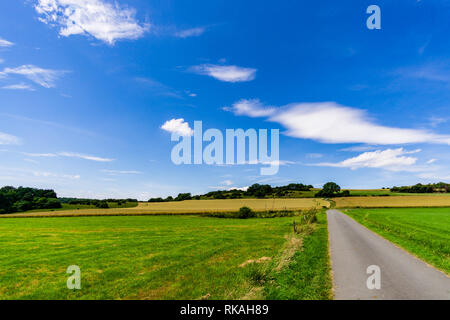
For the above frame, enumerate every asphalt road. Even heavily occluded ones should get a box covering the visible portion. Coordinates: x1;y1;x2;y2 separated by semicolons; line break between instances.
327;209;450;300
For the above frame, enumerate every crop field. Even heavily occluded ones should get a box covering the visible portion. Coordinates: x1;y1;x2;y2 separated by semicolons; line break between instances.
2;198;328;218
334;195;450;208
345;208;450;274
0;213;331;300
344;189;440;197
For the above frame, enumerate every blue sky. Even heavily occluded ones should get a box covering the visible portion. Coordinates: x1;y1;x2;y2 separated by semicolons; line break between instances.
0;0;449;200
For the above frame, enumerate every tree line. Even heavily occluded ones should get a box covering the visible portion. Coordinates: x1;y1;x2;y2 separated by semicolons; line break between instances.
0;186;61;214
59;197;138;209
391;182;450;193
148;183;314;202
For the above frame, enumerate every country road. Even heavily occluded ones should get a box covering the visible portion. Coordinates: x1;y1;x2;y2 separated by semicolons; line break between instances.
327;209;450;300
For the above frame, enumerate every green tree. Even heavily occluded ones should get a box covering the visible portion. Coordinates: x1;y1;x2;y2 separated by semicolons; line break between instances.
315;182;341;198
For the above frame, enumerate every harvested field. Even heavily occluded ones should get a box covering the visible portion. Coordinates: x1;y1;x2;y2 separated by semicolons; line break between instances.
334;195;450;208
2;198;328;218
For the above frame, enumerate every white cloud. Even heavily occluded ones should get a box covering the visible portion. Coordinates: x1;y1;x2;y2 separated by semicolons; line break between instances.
226;100;450;145
35;0;149;45
224;99;275;117
426;159;437;164
315;148;421;171
2;83;35;91
161;118;193;136
221;180;233;186
175;27;206;38
190;64;257;82
23;151;114;162
0;65;67;88
229;186;249;192
0;38;14;48
102;169;142;174
0;132;21;145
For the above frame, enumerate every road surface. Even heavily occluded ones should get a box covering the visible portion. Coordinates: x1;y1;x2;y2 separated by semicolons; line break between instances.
327;209;450;300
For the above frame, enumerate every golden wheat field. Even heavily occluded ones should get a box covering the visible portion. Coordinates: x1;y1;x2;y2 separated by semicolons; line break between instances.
334;195;450;208
2;198;329;218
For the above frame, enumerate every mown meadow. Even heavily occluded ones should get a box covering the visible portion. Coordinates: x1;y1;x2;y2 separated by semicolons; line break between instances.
0;212;331;300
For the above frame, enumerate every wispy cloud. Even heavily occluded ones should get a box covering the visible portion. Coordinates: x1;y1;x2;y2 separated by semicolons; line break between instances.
190;64;257;82
0;132;21;145
175;27;206;38
1;83;35;91
32;171;80;180
0;113;99;138
58;152;114;162
394;62;450;83
101;169;142;175
226;99;450;145
23;152;57;157
135;77;182;98
428;116;449;128
417;172;450;181
35;0;149;45
313;148;421;171
0;166;80;182
339;145;378;152
0;65;68;88
0;38;14;48
161;118;193;136
306;153;323;159
23;151;114;162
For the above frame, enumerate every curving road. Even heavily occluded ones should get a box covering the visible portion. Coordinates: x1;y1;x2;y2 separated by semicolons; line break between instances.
327;209;450;300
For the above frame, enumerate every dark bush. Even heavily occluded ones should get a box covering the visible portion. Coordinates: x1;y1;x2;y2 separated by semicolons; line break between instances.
238;206;255;219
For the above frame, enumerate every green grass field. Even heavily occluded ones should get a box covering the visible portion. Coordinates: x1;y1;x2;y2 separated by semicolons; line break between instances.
0;213;331;300
345;208;450;274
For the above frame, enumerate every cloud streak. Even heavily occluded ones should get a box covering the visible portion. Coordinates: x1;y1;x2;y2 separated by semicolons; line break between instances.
23;151;114;162
102;169;142;175
1;83;35;91
175;27;206;38
35;0;149;45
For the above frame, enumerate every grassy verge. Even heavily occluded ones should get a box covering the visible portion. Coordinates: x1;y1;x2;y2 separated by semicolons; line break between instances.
345;208;450;275
262;211;332;300
0;213;332;300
